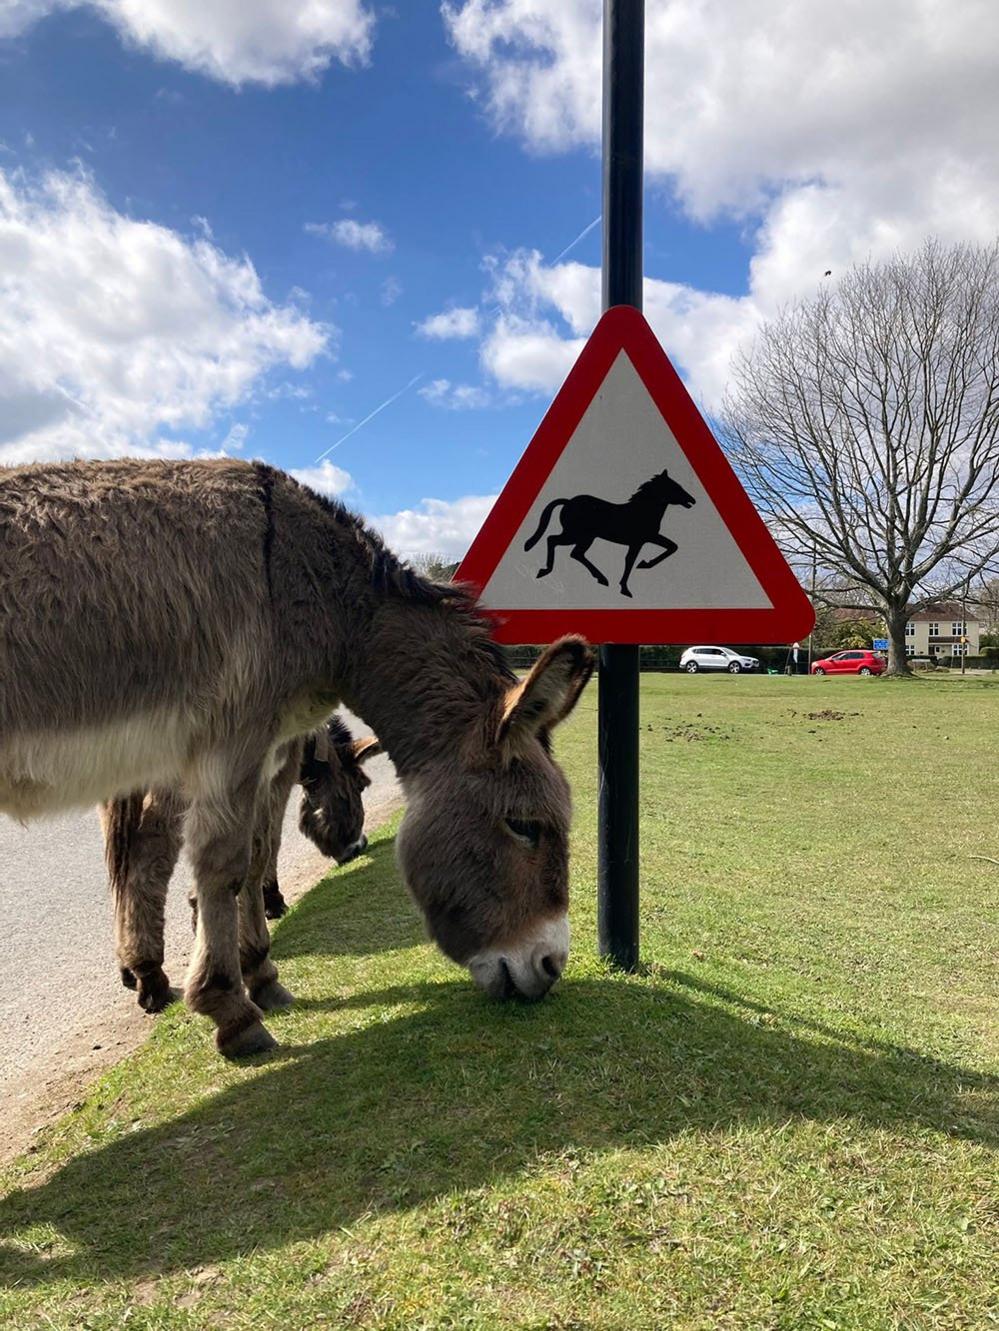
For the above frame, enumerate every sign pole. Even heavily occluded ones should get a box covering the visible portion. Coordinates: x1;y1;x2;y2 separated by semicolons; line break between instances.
597;0;644;970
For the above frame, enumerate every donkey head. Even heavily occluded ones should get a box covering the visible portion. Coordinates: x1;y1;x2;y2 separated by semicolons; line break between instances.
396;636;595;1001
298;718;381;864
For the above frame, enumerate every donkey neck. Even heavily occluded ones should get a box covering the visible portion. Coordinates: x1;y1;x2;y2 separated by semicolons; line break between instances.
280;475;511;780
338;598;509;779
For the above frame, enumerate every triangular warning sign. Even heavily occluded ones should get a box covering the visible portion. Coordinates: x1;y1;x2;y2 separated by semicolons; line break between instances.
456;306;814;645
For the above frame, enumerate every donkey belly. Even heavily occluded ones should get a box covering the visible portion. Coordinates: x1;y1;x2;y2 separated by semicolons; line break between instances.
0;709;191;821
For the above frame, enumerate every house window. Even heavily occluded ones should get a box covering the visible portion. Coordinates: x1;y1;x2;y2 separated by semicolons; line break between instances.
928;622;940;637
905;622;915;637
951;621;965;637
905;644;916;657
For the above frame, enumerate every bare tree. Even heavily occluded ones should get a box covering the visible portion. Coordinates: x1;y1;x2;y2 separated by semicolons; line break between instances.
976;575;999;637
722;239;999;675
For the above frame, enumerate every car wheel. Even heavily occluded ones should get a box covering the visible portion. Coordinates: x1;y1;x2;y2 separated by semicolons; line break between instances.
728;662;741;673
685;661;698;673
859;666;872;675
814;667;826;676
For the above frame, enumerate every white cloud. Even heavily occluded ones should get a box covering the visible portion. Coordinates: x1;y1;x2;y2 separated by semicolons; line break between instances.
372;494;497;560
306;218;393;254
2;1;374;86
445;1;999;400
0;168;329;463
476;248;757;409
289;460;354;497
415;306;480;339
380;275;402;306
221;421;249;450
419;378;491;410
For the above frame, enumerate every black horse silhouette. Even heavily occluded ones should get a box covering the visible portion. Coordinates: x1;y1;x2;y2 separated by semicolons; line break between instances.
524;468;697;598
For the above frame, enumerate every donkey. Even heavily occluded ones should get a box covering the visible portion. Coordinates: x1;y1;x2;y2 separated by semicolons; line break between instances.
0;460;593;1057
524;468;696;597
100;715;381;1015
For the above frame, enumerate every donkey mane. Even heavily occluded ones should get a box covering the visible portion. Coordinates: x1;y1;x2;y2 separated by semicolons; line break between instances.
275;466;515;685
325;714;353;748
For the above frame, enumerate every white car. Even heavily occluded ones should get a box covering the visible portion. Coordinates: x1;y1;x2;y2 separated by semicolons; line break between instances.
680;645;760;674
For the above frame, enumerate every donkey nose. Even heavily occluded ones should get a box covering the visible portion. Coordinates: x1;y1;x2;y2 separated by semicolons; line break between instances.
534;945;567;988
337;834;368;865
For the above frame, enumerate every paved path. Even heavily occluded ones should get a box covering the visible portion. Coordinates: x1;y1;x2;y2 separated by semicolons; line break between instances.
0;722;400;1159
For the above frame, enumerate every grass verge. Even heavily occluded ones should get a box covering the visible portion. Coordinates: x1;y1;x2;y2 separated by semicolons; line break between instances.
1;674;997;1329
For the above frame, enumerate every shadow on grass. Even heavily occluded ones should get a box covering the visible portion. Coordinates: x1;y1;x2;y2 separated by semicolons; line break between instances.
275;837;424;960
1;837;996;1289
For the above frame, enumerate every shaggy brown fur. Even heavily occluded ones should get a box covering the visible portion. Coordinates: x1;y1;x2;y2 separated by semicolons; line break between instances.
100;716;380;1014
0;460;593;1056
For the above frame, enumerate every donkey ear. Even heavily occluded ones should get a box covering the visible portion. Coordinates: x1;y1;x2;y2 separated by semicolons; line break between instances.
497;636;595;751
351;736;382;764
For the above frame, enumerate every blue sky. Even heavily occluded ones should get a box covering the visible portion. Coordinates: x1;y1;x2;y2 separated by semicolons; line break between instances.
0;2;994;554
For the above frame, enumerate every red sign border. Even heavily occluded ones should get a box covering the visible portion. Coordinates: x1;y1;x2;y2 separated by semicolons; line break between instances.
455;305;815;645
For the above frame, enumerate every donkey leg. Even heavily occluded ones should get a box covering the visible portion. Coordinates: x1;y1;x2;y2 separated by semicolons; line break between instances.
239;763;296;1011
637;535;679;569
100;788;185;1014
570;542;609;587
184;765;276;1057
260;742;299;920
240;878;293;1012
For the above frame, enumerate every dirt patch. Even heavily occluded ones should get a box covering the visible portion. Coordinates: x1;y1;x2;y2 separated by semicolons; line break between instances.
647;721;733;742
787;708;861;722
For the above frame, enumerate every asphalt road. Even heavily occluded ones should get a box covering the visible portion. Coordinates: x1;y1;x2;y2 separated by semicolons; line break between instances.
0;722;400;1156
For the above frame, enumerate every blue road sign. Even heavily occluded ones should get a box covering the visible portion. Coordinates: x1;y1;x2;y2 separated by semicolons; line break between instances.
873;638;889;650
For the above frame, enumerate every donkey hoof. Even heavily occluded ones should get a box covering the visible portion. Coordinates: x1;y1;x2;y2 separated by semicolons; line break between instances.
620;586;633;598
137;968;176;1014
263;892;287;921
536;568;550;579
252;979;295;1012
120;966;137;991
218;1019;278;1059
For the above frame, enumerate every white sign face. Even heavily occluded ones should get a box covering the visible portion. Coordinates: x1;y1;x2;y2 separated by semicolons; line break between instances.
479;352;772;611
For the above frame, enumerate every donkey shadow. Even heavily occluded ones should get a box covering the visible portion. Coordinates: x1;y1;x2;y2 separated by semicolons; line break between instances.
524;468;696;597
273;838;422;961
1;839;994;1290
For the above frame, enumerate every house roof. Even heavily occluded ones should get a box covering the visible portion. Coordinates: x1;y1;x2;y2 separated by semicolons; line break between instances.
907;602;979;622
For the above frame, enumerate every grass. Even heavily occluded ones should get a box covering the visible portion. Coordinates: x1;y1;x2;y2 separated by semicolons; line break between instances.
1;673;997;1330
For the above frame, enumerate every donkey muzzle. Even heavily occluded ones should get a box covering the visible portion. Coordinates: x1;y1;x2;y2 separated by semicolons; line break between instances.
467;914;570;1001
336;833;368;865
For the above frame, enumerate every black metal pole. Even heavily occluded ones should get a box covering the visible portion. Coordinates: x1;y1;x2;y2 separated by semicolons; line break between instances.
597;0;643;970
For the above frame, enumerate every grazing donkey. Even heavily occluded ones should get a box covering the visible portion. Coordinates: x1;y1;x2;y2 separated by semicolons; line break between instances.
524;468;697;597
0;460;594;1056
100;715;381;1015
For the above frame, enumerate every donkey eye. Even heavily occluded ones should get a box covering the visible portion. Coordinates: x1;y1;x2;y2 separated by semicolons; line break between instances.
505;817;541;848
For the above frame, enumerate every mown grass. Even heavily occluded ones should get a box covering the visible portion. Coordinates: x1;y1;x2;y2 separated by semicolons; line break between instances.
1;674;997;1330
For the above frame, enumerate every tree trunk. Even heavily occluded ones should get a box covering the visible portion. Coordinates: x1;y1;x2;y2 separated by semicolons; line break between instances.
883;603;913;678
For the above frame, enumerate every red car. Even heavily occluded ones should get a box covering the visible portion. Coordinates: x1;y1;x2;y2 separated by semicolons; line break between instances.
811;650;886;677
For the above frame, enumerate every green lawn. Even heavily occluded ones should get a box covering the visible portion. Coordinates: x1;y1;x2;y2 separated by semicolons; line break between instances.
1;674;997;1330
